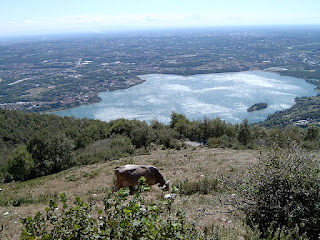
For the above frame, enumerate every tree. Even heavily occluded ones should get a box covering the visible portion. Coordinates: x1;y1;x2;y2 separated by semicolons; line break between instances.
170;112;188;129
187;120;202;140
49;133;74;173
304;125;319;141
157;128;179;149
27;131;74;178
130;123;154;149
208;118;226;138
27;132;50;177
7;145;34;181
108;118;134;137
174;118;189;139
237;119;251;146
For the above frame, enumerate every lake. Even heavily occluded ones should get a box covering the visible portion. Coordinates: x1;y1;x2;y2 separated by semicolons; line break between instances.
52;71;317;124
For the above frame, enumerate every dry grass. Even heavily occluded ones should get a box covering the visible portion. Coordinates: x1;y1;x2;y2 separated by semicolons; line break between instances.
0;147;260;239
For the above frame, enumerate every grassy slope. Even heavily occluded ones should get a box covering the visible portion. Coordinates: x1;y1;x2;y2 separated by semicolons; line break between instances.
0;147;259;239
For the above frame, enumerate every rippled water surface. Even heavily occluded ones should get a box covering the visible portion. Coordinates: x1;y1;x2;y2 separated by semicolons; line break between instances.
53;71;317;124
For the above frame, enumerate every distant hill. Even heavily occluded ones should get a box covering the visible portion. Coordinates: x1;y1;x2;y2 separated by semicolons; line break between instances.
260;96;320;127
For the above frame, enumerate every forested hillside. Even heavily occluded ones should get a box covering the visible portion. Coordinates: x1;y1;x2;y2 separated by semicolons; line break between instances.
260;95;320;127
1;109;319;183
0;110;111;180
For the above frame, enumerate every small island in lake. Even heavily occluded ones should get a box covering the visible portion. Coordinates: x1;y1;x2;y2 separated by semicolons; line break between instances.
247;102;268;112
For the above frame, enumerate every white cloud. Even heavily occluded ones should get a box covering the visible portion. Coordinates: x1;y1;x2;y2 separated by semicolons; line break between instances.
23;20;34;24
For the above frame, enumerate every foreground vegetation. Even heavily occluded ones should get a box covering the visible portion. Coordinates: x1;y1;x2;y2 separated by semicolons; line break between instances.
243;145;320;239
20;179;208;239
0;145;318;239
1;109;320;239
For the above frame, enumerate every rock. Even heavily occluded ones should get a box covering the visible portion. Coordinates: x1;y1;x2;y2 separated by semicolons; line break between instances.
4;212;9;216
13;200;21;207
164;193;176;199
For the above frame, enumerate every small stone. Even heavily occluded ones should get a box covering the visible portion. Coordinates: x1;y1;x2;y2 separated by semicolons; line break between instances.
140;206;147;212
4;212;9;216
164;193;176;199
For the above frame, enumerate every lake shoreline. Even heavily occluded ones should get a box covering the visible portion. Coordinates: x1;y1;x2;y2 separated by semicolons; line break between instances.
48;68;319;114
49;70;318;126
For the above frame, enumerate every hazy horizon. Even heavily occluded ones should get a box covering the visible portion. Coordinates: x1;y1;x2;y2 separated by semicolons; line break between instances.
2;0;320;37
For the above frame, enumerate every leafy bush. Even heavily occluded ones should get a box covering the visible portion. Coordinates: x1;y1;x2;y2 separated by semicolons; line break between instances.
242;144;320;239
21;178;208;239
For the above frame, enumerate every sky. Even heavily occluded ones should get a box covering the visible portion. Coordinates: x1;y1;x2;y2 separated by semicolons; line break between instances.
1;0;320;37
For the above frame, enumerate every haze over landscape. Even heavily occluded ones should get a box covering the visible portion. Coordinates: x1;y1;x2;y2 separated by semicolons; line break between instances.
1;0;320;37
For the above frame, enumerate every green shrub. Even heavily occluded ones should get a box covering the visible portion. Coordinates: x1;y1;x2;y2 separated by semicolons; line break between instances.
21;178;209;239
242;144;320;239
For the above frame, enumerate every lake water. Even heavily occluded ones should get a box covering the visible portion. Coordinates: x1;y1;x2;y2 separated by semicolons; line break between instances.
52;71;317;124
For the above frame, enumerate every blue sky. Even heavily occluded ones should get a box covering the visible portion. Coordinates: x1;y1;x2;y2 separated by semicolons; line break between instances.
1;0;320;36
